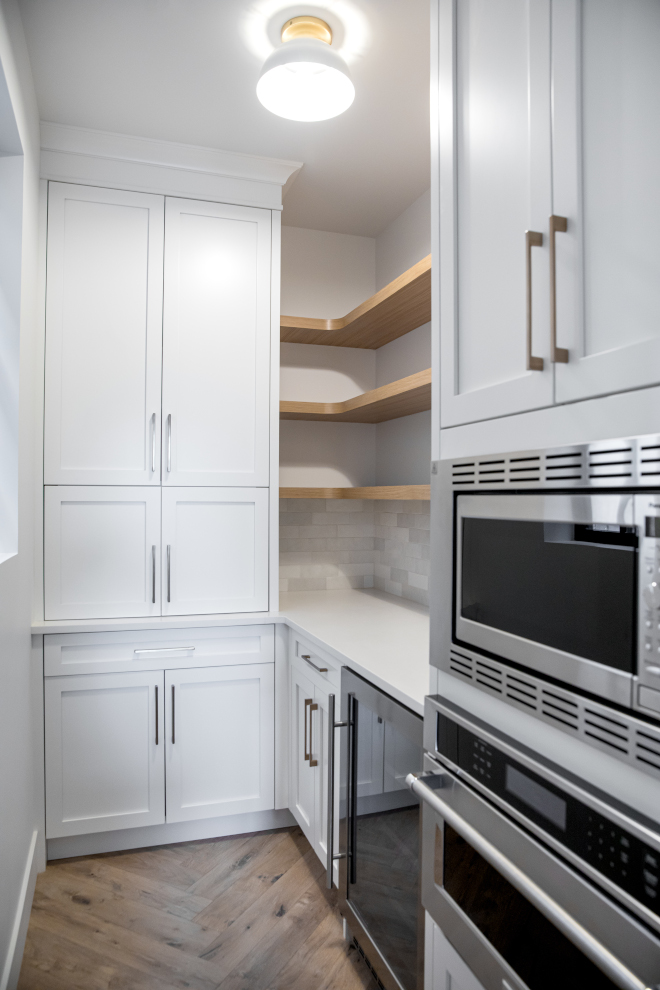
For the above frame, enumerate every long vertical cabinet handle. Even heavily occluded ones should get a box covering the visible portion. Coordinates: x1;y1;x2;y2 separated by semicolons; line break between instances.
304;698;312;762
151;545;156;604
347;693;358;885
155;685;159;745
166;413;172;473
166;545;171;603
525;230;544;371
549;215;569;363
171;685;175;744
326;693;348;890
151;413;156;474
309;703;319;767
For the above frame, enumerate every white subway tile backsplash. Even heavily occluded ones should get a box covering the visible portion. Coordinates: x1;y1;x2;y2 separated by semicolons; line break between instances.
279;498;430;606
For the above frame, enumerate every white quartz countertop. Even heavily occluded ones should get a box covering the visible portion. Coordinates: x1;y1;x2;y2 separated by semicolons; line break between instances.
279;589;430;715
33;589;430;715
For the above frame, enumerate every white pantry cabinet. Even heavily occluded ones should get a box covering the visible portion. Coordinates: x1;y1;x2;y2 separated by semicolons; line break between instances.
45;670;165;838
438;0;660;428
44;486;161;620
289;662;317;841
162;198;272;487
165;664;274;823
161;487;269;615
44;183;164;485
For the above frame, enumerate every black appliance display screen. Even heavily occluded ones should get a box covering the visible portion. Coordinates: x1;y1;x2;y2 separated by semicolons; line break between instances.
460;517;637;672
505;765;567;831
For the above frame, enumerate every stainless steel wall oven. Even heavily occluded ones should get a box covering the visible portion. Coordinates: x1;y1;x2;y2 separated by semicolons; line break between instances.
409;695;660;990
433;434;660;776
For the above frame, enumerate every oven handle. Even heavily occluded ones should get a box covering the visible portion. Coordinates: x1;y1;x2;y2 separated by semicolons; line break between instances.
406;772;652;990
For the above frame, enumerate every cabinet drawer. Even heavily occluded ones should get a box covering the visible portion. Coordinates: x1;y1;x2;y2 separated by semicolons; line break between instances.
44;624;274;675
291;635;341;689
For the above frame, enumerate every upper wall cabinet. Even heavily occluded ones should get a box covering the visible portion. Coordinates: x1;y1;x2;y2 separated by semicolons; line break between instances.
162;199;272;487
439;0;660;428
44;183;164;484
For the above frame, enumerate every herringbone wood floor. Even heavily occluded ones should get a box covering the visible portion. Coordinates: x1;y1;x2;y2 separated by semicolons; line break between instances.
17;826;379;990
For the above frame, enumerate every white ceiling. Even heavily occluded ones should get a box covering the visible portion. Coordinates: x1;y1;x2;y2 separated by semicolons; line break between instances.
17;0;430;237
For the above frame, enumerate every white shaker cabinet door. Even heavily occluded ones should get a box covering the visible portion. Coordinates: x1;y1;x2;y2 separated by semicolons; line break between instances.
161;487;268;615
427;919;487;990
439;0;554;427
44;486;161;619
44;183;164;485
162;198;271;487
552;0;660;403
165;664;274;823
288;664;317;844
45;671;165;838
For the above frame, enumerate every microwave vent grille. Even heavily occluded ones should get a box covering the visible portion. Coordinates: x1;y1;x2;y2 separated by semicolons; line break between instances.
450;433;660;488
446;649;660;778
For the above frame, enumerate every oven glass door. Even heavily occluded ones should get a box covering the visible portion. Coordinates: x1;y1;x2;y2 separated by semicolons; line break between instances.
441;823;618;990
454;493;638;701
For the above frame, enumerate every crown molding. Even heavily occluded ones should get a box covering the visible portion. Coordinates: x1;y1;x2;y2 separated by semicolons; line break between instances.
40;122;303;210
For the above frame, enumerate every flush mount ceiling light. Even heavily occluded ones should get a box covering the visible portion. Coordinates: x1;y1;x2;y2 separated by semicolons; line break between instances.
256;15;355;122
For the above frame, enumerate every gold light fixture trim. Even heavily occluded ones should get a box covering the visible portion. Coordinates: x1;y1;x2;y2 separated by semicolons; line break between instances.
281;15;333;45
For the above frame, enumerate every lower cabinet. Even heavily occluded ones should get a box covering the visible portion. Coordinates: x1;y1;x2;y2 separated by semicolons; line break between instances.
45;661;274;838
426;918;486;990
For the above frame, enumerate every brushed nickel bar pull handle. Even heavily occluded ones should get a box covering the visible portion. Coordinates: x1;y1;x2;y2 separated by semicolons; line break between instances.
167;545;171;603
151;545;156;604
134;646;195;655
407;772;650;990
550;215;569;363
304;698;312;762
171;685;175;744
166;413;172;472
309;703;319;767
525;230;544;371
326;693;348;890
301;654;328;674
151;412;156;474
155;684;159;745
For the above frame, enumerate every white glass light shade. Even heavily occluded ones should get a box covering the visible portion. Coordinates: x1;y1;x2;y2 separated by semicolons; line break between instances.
257;38;355;122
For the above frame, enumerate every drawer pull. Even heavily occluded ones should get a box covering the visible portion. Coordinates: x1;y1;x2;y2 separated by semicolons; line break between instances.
304;698;312;762
134;647;195;655
171;685;175;744
309;702;319;767
155;684;159;745
301;654;328;674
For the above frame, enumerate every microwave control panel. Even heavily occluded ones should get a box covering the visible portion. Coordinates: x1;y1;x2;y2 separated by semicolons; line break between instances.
637;493;660;716
437;711;660;919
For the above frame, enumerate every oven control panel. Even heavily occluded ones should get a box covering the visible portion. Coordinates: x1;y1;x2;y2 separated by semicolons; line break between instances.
437;711;660;916
637;493;660;717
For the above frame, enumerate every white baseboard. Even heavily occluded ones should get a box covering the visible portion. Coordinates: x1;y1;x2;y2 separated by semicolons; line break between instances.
46;808;296;861
1;829;40;990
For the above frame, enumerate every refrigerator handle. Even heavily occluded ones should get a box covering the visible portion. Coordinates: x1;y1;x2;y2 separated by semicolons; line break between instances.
326;692;348;890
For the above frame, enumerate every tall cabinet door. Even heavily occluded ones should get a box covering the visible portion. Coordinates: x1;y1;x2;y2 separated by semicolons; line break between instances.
165;664;274;823
161;487;269;615
439;0;554;427
289;664;317;843
45;671;165;838
162;198;271;487
44;486;161;619
44;183;164;485
552;0;660;403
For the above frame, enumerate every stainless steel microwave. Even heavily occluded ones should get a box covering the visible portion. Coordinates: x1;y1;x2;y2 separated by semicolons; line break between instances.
433;435;660;739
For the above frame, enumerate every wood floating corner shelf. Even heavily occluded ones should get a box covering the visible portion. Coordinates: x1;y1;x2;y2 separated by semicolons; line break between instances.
280;368;431;424
279;485;430;500
280;253;431;349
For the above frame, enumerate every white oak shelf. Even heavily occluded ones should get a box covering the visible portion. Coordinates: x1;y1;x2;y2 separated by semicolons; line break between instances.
280;368;431;424
280;254;431;349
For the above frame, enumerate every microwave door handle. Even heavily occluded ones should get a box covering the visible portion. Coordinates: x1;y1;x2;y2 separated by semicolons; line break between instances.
406;773;651;990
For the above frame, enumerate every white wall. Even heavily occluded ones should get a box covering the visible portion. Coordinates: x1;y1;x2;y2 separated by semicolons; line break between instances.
281;225;375;318
375;412;432;486
279;420;376;488
375;187;430;291
280;342;375;402
0;2;41;987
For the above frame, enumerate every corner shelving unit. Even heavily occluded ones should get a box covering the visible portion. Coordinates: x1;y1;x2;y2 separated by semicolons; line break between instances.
280;254;432;501
280;253;431;349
